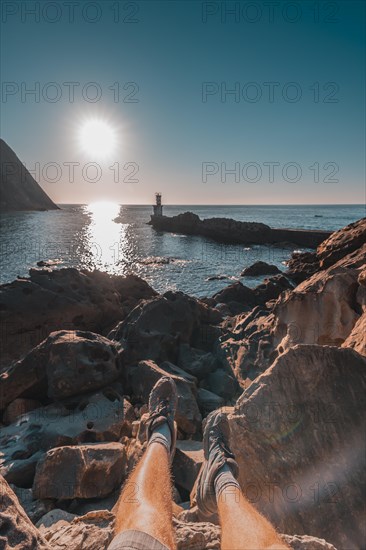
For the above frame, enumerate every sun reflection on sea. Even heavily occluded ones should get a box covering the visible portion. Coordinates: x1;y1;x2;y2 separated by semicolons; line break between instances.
82;201;130;274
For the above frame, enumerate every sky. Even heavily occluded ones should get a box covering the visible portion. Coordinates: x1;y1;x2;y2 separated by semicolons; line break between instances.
1;0;365;205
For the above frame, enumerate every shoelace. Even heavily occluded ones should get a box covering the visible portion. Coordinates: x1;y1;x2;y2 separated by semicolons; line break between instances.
152;398;170;418
209;431;235;459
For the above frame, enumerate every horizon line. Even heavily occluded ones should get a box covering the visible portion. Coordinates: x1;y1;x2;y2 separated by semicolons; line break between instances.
55;202;366;207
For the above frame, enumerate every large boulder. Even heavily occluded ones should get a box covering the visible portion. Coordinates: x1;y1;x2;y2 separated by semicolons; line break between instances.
0;268;156;366
0;474;50;549
0;389;127;487
128;360;202;435
287;217;366;283
177;344;220;379
228;345;366;549
199;368;238;400
109;291;222;364
33;443;127;500
274;246;366;355
197;388;225;415
317;217;366;269
0;330;123;409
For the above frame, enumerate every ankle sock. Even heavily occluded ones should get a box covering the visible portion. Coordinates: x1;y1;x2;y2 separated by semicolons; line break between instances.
214;463;240;503
148;421;172;454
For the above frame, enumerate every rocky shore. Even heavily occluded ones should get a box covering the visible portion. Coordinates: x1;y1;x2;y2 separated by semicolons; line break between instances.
149;212;332;248
1;218;365;550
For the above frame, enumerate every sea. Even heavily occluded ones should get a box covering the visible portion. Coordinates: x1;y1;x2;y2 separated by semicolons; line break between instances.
0;204;364;297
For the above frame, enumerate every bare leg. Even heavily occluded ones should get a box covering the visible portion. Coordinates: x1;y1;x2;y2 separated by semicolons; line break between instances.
113;442;176;549
218;485;289;550
196;412;290;550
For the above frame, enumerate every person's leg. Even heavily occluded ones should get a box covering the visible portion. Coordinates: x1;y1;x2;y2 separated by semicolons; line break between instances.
113;441;175;549
217;484;289;550
196;412;289;550
110;377;178;550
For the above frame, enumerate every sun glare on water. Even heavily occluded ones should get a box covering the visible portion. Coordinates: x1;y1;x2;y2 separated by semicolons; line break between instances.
79;119;117;158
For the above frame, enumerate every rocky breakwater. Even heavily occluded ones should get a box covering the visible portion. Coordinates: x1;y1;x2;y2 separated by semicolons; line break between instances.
149;211;331;248
1;218;365;549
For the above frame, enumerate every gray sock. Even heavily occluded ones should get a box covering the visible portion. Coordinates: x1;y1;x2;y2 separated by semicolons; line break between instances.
214;463;240;503
148;421;172;454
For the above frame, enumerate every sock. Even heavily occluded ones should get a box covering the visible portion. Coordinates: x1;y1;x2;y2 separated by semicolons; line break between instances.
148;421;172;454
214;463;240;504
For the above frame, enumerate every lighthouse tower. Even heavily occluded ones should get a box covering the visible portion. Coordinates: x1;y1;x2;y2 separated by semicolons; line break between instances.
153;193;163;217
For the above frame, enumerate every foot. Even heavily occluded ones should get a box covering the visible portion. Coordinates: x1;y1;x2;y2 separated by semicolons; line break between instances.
146;376;178;459
196;411;239;518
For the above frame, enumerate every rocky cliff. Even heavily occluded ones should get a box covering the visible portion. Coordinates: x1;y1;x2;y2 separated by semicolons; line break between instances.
0;217;365;550
149;211;331;248
0;139;59;211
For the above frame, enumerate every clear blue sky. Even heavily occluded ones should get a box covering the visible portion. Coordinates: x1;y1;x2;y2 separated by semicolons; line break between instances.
1;0;365;204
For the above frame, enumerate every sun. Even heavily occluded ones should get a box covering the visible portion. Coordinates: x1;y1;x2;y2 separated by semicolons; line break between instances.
78;119;117;158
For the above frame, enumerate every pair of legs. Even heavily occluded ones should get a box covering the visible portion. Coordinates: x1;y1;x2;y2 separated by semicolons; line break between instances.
110;378;289;550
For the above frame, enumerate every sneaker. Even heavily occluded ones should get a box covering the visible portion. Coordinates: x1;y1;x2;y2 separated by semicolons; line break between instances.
146;376;178;459
196;411;239;518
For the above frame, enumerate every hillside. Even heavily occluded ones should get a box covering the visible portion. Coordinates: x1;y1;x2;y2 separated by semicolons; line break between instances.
0;139;59;211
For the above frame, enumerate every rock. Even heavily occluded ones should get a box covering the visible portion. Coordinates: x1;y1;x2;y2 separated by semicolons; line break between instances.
173;518;220;550
0;474;50;549
128;360;202;435
282;534;337;550
33;443;127;500
212;276;292;316
9;485;54;524
242;261;281;276
199;368;238;400
287;217;366;283
173;441;204;493
274;247;365;354
109;291;222;364
342;311;366;356
317;216;366;269
0;389;127;487
219;307;276;385
253;274;293;305
160;361;198;388
41;510;114;549
197;388;225;415
213;282;256;312
0;268;156;366
150;211;330;248
37;509;77;529
46;331;123;400
0;138;58;212
3;398;41;425
0;330;123;409
178;344;220;379
228;345;366;549
68;491;119;516
286;251;320;284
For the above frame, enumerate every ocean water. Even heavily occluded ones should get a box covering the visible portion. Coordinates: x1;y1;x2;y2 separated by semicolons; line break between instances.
0;204;364;297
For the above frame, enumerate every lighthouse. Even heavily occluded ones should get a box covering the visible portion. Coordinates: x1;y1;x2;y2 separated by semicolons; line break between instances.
153;192;163;217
